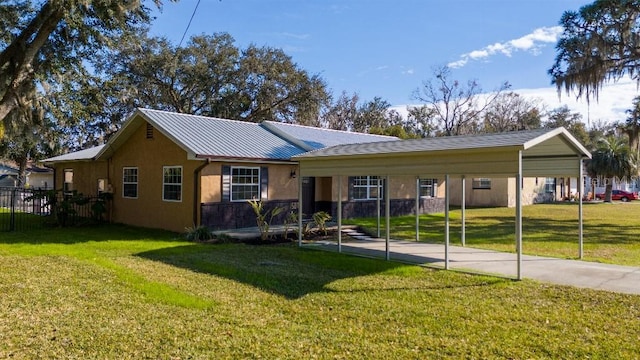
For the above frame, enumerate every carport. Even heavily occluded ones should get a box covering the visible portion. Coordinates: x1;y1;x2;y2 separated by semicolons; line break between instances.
294;127;591;280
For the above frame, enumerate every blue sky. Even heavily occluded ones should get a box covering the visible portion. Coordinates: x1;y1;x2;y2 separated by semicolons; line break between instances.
150;0;638;124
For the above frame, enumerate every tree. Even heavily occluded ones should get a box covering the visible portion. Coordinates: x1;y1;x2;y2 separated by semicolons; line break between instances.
320;92;359;131
624;96;640;157
0;94;59;185
482;92;543;133
353;97;393;133
545;106;591;147
405;105;437;138
586;135;637;202
59;32;330;142
413;65;510;136
0;0;164;126
549;0;640;102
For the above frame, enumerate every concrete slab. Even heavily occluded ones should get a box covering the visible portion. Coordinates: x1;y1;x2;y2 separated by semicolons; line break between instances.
308;239;640;296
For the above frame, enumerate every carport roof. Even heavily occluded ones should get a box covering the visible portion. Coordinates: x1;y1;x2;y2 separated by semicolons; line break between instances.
294;127;590;159
294;127;591;178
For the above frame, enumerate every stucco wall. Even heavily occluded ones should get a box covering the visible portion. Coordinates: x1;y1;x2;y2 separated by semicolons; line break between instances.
448;177;509;207
53;161;108;195
108;119;202;232
331;175;429;201
200;162;298;203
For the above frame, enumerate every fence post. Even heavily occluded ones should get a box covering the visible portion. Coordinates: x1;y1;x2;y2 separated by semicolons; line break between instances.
10;188;16;231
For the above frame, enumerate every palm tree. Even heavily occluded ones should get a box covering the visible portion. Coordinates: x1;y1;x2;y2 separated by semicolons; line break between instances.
586;136;637;202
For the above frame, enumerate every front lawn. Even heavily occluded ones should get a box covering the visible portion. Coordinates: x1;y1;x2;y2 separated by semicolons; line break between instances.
346;202;640;266
0;224;639;358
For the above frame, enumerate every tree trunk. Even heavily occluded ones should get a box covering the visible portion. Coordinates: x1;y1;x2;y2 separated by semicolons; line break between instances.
0;1;64;122
604;181;613;202
17;156;28;187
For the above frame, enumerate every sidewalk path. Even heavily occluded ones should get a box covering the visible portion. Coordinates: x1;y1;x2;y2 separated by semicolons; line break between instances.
309;234;640;296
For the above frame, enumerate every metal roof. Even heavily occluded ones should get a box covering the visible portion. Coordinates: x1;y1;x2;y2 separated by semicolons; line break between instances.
134;109;306;160
44;109;402;164
294;127;590;159
261;121;397;151
42;145;106;163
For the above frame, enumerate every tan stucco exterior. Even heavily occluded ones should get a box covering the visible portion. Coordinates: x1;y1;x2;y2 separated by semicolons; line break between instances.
448;176;563;208
331;175;442;201
51;118;304;232
53;161;108;196
108;119;203;232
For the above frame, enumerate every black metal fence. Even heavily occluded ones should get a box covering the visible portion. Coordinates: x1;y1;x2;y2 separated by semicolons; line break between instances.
0;187;110;231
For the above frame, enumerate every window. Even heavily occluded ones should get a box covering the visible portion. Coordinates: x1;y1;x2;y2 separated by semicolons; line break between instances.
419;178;437;197
146;123;154;139
231;167;260;201
123;167;138;198
545;177;556;193
163;166;182;201
352;176;383;200
63;169;73;194
472;178;491;189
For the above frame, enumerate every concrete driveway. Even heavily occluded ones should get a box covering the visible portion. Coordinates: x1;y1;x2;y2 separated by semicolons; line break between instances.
308;237;640;296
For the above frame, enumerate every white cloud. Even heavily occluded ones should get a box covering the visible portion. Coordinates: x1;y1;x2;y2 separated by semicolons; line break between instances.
402;69;415;75
279;32;310;40
390;79;639;126
448;26;563;69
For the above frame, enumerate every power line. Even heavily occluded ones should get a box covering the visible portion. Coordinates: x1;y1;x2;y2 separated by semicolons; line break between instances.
178;0;202;48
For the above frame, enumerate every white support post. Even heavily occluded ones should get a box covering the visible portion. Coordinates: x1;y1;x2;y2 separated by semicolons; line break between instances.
444;174;450;270
385;175;391;261
298;174;303;247
516;151;523;280
338;175;343;253
578;156;584;259
415;177;420;242
376;178;381;238
461;175;466;247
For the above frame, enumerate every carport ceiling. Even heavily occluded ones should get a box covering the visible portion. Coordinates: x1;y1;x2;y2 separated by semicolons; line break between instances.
294;127;591;178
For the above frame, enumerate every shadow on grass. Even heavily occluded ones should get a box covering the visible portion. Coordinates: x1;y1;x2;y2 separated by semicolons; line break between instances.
136;243;507;299
0;223;179;244
357;214;638;246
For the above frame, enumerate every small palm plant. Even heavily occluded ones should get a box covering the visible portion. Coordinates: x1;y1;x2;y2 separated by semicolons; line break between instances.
248;199;284;241
312;211;332;235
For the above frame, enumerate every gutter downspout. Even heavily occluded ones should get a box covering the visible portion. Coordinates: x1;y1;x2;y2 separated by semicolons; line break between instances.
193;158;212;227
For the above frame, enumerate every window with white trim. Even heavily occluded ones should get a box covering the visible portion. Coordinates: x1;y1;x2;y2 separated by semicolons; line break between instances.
419;178;437;197
352;176;383;200
163;166;182;201
63;169;74;194
123;167;138;198
545;177;556;193
231;167;260;201
472;178;491;189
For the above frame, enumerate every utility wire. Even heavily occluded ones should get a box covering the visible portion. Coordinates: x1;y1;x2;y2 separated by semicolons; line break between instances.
178;0;202;48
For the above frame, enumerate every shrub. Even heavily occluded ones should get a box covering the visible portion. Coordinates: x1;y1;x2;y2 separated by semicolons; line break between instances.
184;225;212;242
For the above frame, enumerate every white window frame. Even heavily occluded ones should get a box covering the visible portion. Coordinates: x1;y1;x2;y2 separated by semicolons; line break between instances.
230;166;260;202
352;176;383;201
162;166;182;202
419;178;437;198
472;178;491;190
545;177;556;193
63;168;74;194
122;167;138;199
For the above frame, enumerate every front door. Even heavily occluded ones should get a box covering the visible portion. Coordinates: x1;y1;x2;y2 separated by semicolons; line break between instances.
301;177;315;218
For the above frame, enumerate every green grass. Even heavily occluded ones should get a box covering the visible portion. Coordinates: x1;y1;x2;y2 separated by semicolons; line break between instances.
0;223;639;358
346;202;640;266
